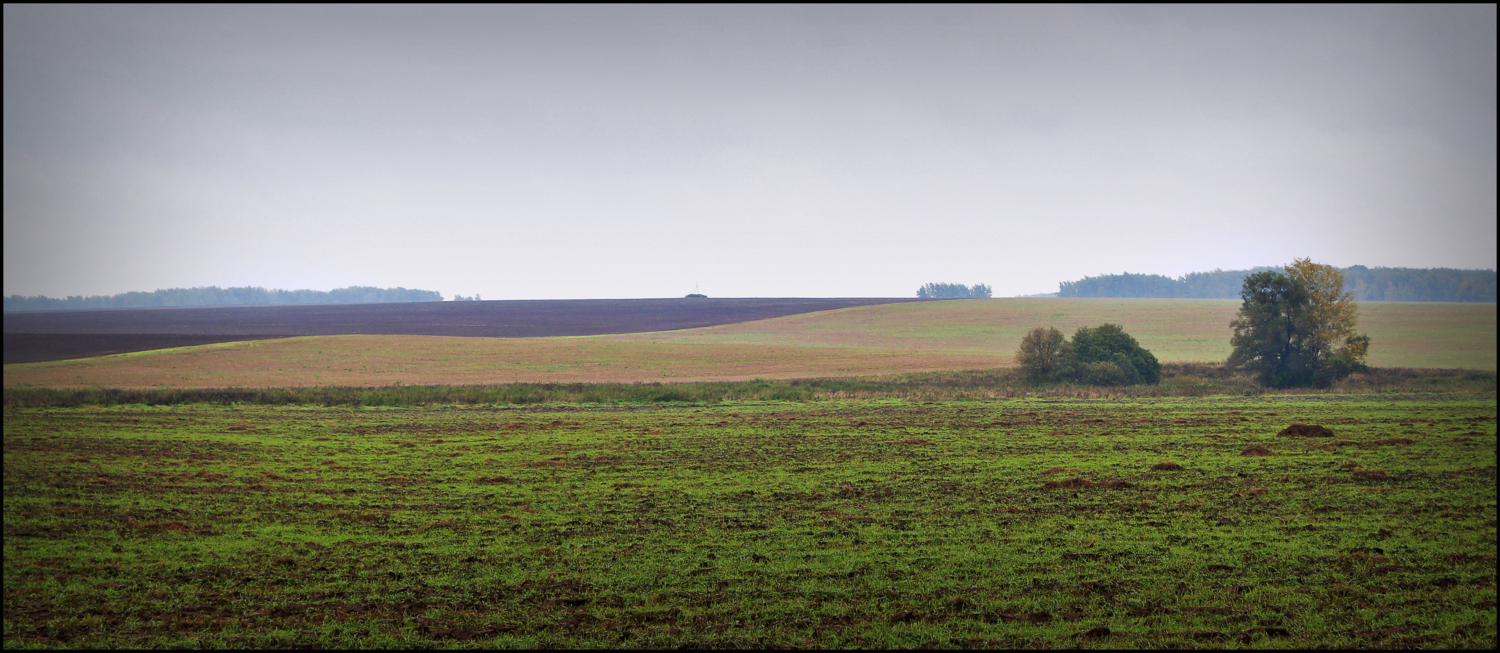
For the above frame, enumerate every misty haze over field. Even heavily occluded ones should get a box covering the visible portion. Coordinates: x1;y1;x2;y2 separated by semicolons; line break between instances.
4;5;1496;300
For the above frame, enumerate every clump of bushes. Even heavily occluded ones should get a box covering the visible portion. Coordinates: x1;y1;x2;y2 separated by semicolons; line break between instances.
1016;323;1161;385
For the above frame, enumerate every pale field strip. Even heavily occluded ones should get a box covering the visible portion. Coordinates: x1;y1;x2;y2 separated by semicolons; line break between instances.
0;336;1006;389
609;299;1497;370
4;299;1494;389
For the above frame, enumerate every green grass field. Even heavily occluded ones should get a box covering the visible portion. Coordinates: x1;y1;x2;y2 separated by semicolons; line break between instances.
4;395;1495;649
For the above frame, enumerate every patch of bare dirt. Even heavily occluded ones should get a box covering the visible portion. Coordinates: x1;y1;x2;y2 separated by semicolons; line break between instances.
1278;423;1335;437
1042;477;1095;489
522;460;569;467
1040;477;1133;489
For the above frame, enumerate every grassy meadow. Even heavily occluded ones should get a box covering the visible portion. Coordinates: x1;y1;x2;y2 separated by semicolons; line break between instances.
4;395;1495;649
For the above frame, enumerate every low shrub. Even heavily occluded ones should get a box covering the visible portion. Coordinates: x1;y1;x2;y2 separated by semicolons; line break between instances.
1017;323;1161;386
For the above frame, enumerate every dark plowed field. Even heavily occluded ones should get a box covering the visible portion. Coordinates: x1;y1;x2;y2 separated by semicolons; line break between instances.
1;335;293;365
4;298;921;364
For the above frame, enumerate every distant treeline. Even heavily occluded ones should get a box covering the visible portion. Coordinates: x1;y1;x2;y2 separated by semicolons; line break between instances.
1058;266;1496;302
2;286;443;312
917;282;993;299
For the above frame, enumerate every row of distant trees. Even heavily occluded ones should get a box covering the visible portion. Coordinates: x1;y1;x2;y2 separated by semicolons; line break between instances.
1058;266;1496;302
917;282;992;299
2;286;444;312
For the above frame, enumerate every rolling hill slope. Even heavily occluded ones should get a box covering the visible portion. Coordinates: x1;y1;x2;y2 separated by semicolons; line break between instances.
4;299;1492;389
610;299;1497;370
3;297;922;364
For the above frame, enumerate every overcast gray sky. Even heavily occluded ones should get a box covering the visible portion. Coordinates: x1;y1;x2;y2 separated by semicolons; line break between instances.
5;5;1496;300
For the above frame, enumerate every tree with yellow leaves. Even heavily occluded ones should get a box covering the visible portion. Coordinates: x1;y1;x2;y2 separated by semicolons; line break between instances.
1228;259;1370;387
1286;258;1361;363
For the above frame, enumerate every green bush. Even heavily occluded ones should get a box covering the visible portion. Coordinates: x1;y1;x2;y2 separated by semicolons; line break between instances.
1072;323;1161;384
1016;323;1160;385
1077;360;1130;386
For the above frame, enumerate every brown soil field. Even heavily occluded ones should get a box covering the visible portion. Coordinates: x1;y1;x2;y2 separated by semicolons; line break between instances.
2;298;921;364
1;334;290;365
1;335;1006;389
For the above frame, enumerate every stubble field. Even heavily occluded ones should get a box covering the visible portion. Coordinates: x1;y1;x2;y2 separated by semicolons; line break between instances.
3;395;1495;649
1;336;1007;390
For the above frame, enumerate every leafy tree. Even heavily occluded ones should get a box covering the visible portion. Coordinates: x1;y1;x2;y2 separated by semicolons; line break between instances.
1228;259;1370;387
1286;258;1359;366
1016;327;1073;382
1071;323;1161;385
1227;270;1317;387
